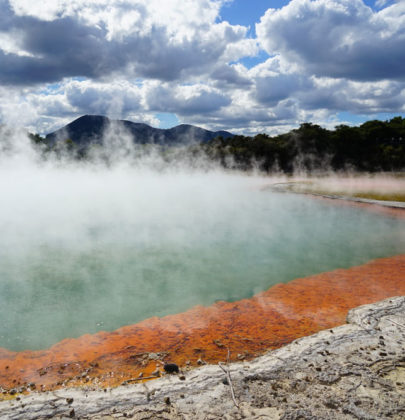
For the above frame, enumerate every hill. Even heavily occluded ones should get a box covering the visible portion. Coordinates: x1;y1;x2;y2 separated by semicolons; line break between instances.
45;115;233;147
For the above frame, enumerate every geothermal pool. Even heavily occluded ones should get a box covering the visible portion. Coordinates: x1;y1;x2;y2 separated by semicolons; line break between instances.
1;167;405;352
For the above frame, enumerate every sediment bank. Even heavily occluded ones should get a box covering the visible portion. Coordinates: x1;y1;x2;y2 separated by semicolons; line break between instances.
269;182;405;219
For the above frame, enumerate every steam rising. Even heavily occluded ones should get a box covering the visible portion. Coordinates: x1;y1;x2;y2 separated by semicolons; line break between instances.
1;125;404;351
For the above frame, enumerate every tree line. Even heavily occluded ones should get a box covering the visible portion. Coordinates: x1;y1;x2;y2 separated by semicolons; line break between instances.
200;117;405;173
28;117;405;173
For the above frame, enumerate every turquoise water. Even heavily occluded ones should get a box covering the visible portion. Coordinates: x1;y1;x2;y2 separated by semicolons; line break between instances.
0;171;404;351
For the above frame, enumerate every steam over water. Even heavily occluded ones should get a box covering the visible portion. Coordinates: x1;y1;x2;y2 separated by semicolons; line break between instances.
1;132;405;351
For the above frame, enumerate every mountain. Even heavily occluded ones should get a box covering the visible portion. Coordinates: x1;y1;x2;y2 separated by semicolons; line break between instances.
45;115;233;147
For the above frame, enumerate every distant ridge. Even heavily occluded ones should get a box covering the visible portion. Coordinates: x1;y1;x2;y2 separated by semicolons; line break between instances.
45;115;233;146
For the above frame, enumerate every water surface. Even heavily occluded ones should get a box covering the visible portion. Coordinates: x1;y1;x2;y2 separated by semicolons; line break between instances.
1;170;404;351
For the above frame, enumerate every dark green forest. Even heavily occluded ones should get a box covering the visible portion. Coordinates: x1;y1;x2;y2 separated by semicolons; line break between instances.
201;117;405;173
29;116;405;173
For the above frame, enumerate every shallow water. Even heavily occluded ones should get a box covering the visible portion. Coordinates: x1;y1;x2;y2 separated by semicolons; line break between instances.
1;170;404;351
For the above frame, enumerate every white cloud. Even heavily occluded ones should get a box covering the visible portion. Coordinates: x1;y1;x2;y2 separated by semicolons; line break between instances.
0;88;39;129
210;63;252;87
8;0;67;21
8;0;225;39
249;58;313;106
375;0;391;8
1;0;252;85
1;0;404;135
144;81;231;115
64;80;143;117
256;0;405;81
0;30;35;57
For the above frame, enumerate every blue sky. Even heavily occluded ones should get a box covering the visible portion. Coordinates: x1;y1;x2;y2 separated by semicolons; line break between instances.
0;0;403;134
221;1;392;31
220;0;283;29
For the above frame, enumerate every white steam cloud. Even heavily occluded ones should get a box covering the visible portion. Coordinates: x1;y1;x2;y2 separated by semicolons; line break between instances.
0;127;404;351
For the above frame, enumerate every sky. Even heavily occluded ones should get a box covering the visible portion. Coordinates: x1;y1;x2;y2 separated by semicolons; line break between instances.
0;0;404;135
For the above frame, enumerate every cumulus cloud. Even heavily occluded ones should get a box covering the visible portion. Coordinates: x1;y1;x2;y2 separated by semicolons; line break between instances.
65;80;143;117
8;0;222;36
1;0;404;136
0;79;143;133
256;0;405;81
375;0;393;8
145;82;231;115
210;64;253;87
0;0;254;85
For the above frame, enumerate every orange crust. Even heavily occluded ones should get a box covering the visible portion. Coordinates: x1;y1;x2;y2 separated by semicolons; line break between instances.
1;254;404;392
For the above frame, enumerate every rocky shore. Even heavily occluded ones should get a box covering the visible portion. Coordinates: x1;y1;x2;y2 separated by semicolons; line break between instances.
1;296;404;419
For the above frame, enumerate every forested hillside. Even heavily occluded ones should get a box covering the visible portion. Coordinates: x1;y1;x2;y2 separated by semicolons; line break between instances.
201;117;405;172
